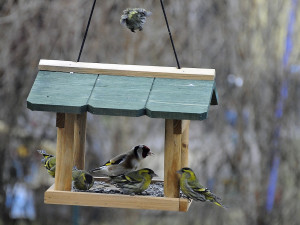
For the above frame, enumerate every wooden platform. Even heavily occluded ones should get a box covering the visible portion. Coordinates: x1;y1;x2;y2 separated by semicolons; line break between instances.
44;184;192;212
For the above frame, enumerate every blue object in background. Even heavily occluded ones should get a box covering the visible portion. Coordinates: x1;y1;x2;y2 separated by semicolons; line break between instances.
266;0;298;212
225;109;238;127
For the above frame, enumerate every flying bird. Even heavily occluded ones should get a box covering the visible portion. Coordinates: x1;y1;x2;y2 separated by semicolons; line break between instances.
120;8;152;32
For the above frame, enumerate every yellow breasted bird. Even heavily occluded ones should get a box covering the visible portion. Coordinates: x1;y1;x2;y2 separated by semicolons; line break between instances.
89;145;153;176
72;167;94;191
110;168;157;195
37;150;56;177
120;8;152;32
177;167;227;209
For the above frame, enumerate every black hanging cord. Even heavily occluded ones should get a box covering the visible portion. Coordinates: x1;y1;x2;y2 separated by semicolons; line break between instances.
160;0;181;69
77;0;97;62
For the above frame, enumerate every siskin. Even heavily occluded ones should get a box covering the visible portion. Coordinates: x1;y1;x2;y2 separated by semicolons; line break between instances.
110;168;157;195
72;167;94;191
177;167;227;209
37;150;56;177
120;8;152;32
89;145;153;176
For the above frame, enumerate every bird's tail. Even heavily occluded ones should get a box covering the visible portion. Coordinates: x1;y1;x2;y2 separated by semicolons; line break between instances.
207;192;228;209
213;201;228;209
89;166;104;174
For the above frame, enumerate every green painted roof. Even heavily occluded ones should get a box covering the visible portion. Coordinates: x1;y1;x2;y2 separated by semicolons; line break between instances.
27;70;218;120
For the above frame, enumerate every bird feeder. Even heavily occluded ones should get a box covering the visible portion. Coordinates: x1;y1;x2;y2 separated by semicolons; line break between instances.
27;59;218;211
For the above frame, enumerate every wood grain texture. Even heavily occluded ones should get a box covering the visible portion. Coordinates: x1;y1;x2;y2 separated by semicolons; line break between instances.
56;113;65;128
164;119;181;198
55;113;75;191
44;184;191;211
88;75;154;117
27;71;217;120
27;71;98;114
146;78;214;120
73;113;87;170
173;120;190;134
39;59;215;81
173;120;182;134
179;198;192;211
181;120;190;168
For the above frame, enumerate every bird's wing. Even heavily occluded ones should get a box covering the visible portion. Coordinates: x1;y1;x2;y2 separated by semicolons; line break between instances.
104;153;127;166
110;174;138;185
123;173;142;184
49;165;56;172
120;15;127;25
187;179;206;192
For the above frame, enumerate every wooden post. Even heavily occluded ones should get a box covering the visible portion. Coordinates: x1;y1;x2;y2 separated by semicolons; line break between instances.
181;120;190;168
164;119;182;198
73;112;87;170
55;113;75;191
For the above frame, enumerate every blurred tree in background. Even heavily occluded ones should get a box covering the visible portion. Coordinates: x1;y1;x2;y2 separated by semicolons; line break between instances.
0;0;300;225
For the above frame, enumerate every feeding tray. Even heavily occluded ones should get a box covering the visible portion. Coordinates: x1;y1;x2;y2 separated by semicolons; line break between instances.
27;59;218;211
45;178;192;211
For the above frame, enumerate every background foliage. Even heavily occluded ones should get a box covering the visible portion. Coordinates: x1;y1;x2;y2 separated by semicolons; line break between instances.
0;0;300;224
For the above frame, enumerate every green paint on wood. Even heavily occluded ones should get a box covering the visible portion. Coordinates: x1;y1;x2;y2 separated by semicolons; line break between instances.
88;75;154;117
27;71;218;120
27;71;98;113
146;78;214;120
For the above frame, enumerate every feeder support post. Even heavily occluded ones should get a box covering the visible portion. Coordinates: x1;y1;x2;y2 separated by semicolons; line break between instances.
73;112;87;170
55;113;75;191
181;120;190;168
164;119;182;198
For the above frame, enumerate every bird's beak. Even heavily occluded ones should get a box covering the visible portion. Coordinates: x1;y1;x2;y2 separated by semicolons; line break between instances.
147;151;154;156
153;173;158;177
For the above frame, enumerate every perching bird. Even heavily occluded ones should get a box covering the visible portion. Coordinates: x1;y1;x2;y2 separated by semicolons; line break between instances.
72;167;94;191
37;150;56;177
89;145;153;176
120;8;152;32
177;167;227;209
110;168;157;194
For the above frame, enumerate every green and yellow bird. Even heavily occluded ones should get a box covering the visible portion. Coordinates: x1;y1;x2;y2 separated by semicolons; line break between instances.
120;8;152;32
177;167;227;209
110;168;157;195
72;167;94;191
38;150;94;190
37;150;56;177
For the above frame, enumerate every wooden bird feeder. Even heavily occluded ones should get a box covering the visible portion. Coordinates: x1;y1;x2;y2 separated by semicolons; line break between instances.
27;59;218;211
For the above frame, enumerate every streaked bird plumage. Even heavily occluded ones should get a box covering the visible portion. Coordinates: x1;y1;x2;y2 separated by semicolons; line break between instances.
120;8;152;32
37;150;56;177
110;168;157;194
177;167;227;209
89;145;153;176
72;167;94;191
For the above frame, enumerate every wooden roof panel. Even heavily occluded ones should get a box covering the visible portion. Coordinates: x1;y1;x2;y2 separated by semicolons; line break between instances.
145;78;214;120
27;71;97;113
88;75;154;117
27;61;218;120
